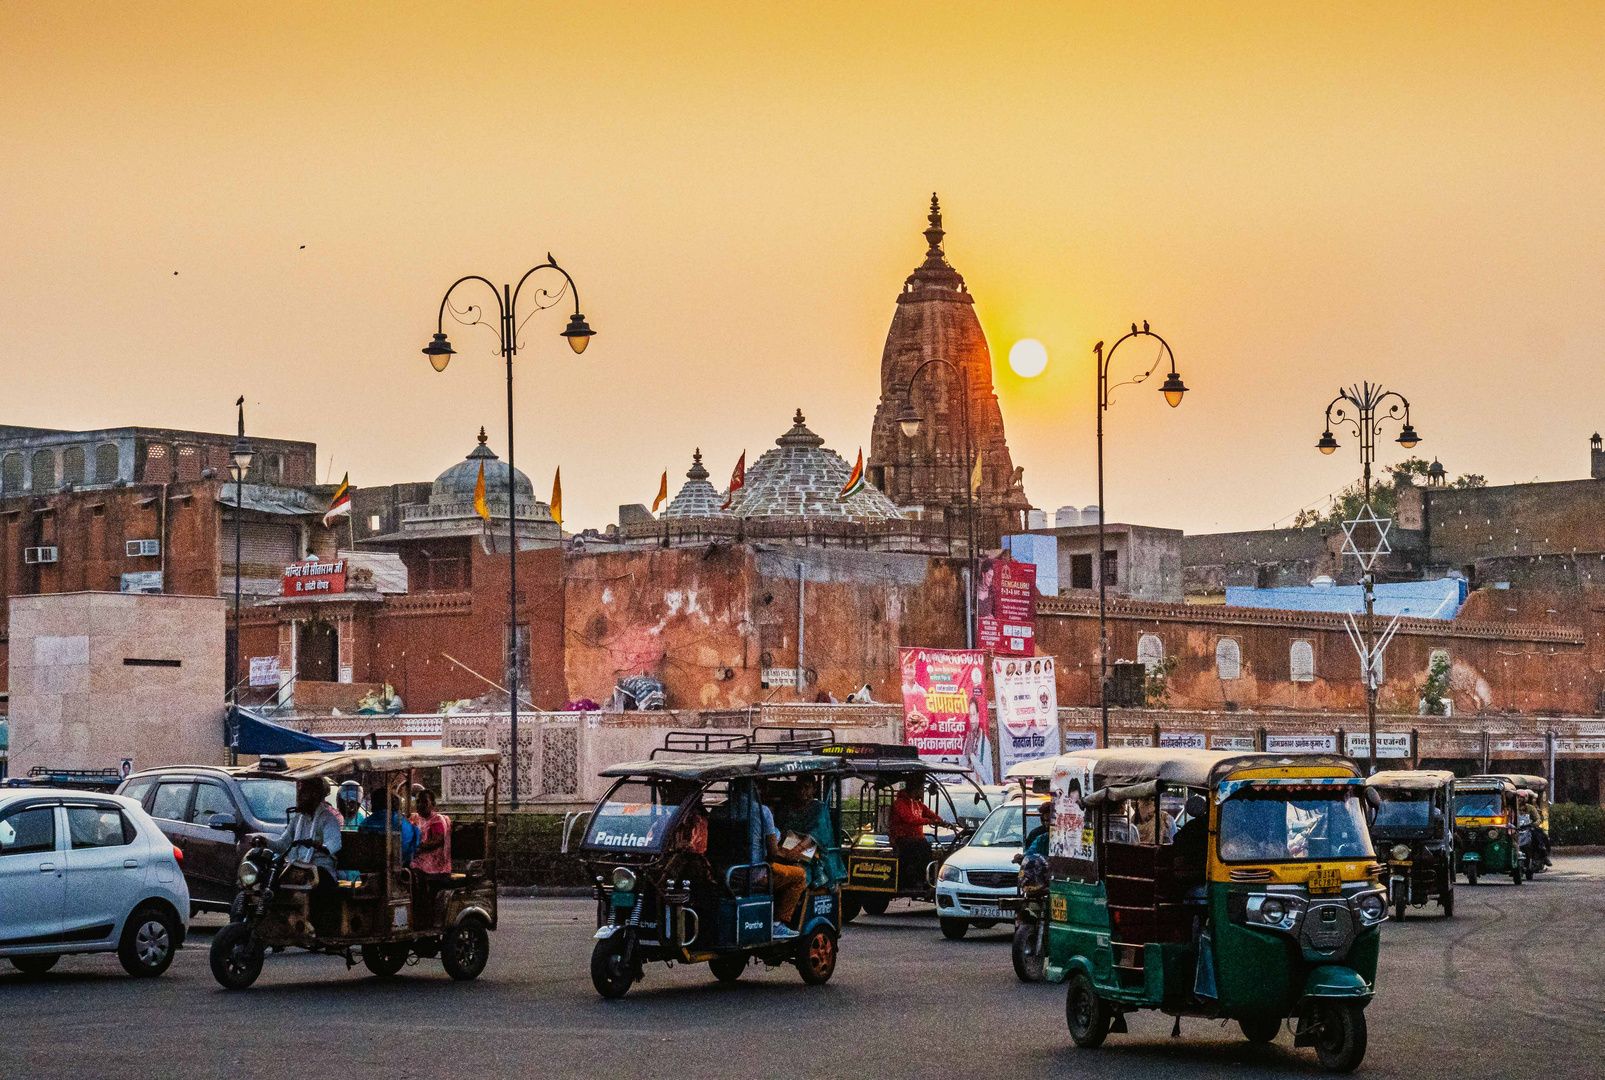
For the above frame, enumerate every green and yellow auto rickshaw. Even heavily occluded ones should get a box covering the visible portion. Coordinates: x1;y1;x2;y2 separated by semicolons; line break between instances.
1454;776;1526;885
1042;749;1387;1073
1486;773;1552;876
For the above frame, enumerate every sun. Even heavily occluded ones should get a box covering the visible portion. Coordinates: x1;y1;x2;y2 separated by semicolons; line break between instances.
1009;338;1048;378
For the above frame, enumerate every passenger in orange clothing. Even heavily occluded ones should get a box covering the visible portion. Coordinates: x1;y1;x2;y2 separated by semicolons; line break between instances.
889;781;945;885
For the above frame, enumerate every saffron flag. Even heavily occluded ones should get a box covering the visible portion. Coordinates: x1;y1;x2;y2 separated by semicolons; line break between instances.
550;467;563;526
473;461;490;520
652;469;669;513
838;448;866;500
721;451;746;510
322;474;351;527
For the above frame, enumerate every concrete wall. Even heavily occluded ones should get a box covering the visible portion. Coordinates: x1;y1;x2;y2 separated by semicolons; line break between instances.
7;591;227;775
1182;525;1429;597
1418;478;1605;569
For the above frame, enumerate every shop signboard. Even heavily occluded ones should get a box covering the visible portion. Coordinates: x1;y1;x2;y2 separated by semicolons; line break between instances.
282;558;346;597
1265;733;1338;754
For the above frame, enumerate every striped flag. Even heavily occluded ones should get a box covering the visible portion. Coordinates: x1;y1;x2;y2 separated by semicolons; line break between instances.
721;451;746;510
838;448;866;500
322;473;351;527
651;469;669;513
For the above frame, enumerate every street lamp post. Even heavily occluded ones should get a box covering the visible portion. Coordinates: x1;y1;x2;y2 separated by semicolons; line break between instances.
228;397;256;751
1093;323;1187;749
421;259;594;810
1317;382;1420;776
896;357;976;648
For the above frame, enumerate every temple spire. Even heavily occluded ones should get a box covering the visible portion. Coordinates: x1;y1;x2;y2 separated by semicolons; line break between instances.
923;192;945;260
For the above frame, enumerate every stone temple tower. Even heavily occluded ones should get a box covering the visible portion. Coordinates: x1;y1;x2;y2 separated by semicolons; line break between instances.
867;194;1030;548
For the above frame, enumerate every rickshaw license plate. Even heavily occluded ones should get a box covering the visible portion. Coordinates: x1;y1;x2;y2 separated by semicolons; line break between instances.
1308;868;1342;893
970;904;1002;920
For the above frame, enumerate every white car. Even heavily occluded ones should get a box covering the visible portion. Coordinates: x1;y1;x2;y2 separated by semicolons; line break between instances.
934;795;1047;940
0;788;190;977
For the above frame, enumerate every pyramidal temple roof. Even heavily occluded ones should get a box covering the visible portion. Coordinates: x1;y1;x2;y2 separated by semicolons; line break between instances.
662;448;731;518
727;410;904;521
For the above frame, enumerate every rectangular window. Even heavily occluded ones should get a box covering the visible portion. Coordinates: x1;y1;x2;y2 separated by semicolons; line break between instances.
149;782;195;823
0;806;56;856
66;806;135;848
1102;550;1119;587
1070;553;1093;590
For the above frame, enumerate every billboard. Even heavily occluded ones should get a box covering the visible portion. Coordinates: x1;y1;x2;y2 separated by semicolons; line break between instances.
900;647;992;781
993;656;1059;773
976;558;1036;656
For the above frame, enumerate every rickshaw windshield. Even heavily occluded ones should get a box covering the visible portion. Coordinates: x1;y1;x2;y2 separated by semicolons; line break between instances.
1372;793;1431;828
969;804;1038;847
1218;790;1373;862
1455;793;1502;818
584;780;689;852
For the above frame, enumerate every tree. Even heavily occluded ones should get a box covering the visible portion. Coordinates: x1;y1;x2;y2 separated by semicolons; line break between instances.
1290;457;1486;529
1420;651;1451;716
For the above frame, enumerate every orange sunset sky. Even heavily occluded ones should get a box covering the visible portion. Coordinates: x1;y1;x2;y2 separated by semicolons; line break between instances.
3;2;1603;534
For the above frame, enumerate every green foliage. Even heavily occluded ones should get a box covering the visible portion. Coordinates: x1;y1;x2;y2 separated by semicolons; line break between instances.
1144;654;1177;707
1550;803;1605;846
1420;652;1451;716
1291;456;1485;528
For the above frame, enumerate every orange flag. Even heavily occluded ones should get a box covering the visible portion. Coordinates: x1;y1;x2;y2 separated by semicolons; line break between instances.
651;469;669;513
473;461;490;520
550;467;563;526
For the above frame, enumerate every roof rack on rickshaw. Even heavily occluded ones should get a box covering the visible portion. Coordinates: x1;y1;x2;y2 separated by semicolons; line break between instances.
750;726;837;753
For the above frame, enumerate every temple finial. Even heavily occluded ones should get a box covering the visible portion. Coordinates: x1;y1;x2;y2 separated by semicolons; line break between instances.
477;426;487;445
924;193;944;256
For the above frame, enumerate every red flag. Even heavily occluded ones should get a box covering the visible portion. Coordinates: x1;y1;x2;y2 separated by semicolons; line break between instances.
721;451;746;511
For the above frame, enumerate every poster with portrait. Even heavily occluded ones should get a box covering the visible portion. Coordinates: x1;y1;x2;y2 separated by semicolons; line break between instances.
900;647;993;781
993;655;1060;774
975;558;1037;656
1049;756;1097;864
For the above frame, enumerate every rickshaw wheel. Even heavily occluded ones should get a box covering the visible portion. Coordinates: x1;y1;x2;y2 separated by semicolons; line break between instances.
1065;971;1111;1048
1312;1001;1367;1073
1465;864;1478;886
1011;921;1046;983
796;927;838;985
590;937;635;999
861;895;889;916
839;893;862;924
1440;887;1454;917
1511;863;1523;886
362;941;411;978
1239;1014;1282;1044
1395;888;1408;923
209;921;264;991
442;917;490;981
709;955;747;983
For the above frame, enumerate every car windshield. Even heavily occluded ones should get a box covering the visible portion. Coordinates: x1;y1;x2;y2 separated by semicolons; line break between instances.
944;786;993;823
1218;790;1373;862
585;780;686;852
969;804;1044;847
237;779;297;824
1455;792;1502;818
1373;794;1432;828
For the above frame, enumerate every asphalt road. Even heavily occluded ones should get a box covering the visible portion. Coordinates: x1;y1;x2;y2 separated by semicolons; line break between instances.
4;857;1602;1080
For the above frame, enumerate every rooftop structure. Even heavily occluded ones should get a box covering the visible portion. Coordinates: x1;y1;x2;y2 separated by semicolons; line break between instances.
662;449;730;519
728;410;904;522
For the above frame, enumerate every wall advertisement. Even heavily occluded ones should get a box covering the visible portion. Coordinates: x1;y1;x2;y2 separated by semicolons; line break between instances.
976;558;1036;656
900;647;993;781
993;655;1059;774
1049;756;1096;862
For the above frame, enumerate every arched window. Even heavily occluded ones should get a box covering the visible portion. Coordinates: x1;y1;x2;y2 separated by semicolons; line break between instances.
95;443;120;484
1137;633;1164;673
30;449;55;493
1215;638;1241;680
62;446;85;487
1;453;23;494
1290;640;1315;682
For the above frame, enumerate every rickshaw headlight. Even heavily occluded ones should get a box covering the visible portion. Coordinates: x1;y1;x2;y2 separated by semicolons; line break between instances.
1390;844;1411;862
611;867;637;892
238;861;260;888
1357;892;1386;922
1486;828;1500;841
1259;897;1287;923
938;863;964;883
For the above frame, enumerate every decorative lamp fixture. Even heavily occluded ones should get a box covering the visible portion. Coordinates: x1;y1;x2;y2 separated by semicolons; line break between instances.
1159;370;1188;409
561;313;595;355
1317;430;1339;455
230;437;256;478
897;408;924;439
422;332;455;372
1396;424;1420;449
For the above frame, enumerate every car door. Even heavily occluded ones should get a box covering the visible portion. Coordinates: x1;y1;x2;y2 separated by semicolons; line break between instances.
61;803;141;946
145;781;199;896
185;781;242;904
0;802;65;947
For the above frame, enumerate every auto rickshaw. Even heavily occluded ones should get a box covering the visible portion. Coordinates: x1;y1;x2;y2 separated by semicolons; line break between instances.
1365;771;1456;919
208;747;502;990
564;731;846;999
1484;773;1551;876
820;743;994;934
1454;775;1527;885
1042;749;1386;1073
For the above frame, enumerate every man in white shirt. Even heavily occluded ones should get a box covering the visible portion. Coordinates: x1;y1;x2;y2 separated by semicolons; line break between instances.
267;777;344;898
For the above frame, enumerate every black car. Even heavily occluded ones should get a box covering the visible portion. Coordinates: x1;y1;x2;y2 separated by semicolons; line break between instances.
116;767;298;913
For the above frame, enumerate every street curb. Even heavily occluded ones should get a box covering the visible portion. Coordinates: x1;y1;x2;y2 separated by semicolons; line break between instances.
1554;845;1605;856
499;885;593;897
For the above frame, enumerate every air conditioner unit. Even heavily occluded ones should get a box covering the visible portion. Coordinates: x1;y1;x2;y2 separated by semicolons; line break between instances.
24;546;59;565
126;539;161;558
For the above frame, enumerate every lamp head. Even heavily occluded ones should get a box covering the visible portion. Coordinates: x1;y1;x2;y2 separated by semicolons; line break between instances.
1396;424;1420;450
423;332;455;373
897;409;924;439
561;312;595;355
1158;371;1188;408
1317;430;1339;455
230;437;256;477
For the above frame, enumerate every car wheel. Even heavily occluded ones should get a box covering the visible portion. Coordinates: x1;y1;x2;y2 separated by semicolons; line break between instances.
209;921;264;990
1239;1014;1282;1044
441;917;490;981
795;927;838;985
861;895;889;916
1065;970;1112;1048
939;917;968;940
709;955;747;983
9;954;59;976
1313;1001;1367;1073
362;940;411;977
118;904;179;978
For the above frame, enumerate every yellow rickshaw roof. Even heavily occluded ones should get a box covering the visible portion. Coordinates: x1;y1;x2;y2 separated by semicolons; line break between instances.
1048;747;1361;789
1367;769;1456;791
1473;773;1548;793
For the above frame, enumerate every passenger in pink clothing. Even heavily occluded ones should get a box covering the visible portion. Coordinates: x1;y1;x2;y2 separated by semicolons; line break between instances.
409;788;452;878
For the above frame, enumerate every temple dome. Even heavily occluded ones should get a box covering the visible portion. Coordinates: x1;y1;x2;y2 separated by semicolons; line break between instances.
431;427;534;505
728;410;905;521
663;448;732;519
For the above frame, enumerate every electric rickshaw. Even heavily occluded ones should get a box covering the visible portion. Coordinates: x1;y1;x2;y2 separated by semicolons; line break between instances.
208;747;502;990
1484;773;1552;876
1365;770;1456;919
822;743;994;933
1042;748;1387;1074
1454;775;1527;885
565;732;846;999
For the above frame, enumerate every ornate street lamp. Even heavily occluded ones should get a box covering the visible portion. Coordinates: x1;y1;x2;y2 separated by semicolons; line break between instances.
228;397;255;741
421;257;594;810
898;356;977;647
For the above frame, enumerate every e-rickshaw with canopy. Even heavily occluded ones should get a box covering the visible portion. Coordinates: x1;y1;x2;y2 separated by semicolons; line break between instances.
208;747;502;990
823;743;994;933
565;731;846;998
1484;773;1551;876
1042;749;1386;1073
1454;775;1527;885
1365;770;1456;919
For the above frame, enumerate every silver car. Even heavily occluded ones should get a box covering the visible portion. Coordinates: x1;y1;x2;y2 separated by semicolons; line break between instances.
0;788;190;977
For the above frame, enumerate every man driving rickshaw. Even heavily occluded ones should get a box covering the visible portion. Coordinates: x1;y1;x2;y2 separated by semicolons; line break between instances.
1484;773;1551;875
208;747;501;990
1041;748;1386;1074
1365;770;1455;919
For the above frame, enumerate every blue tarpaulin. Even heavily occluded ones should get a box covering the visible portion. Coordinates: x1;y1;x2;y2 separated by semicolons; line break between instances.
1224;578;1466;620
227;707;343;756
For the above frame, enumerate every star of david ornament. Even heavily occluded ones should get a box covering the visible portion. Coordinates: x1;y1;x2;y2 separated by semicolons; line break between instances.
1340;503;1392;572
